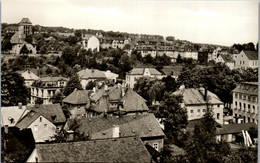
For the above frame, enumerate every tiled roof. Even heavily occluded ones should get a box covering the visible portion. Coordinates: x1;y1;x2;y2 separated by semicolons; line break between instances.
21;70;40;80
216;122;257;135
63;90;92;105
35;137;152;162
232;82;258;96
243;51;258;60
101;70;119;80
1;105;29;127
18;18;32;25
78;68;106;79
16;104;66;129
10;32;27;44
173;88;223;105
127;68;162;75
91;85;149;113
70;113;165;139
40;76;68;82
220;54;234;62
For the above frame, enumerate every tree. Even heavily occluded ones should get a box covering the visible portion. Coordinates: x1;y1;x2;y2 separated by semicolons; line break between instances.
25;35;33;44
165;36;175;41
1;39;12;52
85;81;96;90
63;75;83;96
147;80;165;104
162;76;177;93
61;46;77;66
185;111;231;162
176;54;182;63
20;45;29;55
1;72;29;106
157;93;188;147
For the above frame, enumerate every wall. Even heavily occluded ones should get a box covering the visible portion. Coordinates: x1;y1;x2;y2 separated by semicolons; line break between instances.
26;148;38;162
142;137;164;152
235;51;250;69
28;115;56;142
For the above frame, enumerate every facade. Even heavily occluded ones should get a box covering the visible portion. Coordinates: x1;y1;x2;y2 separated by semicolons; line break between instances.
81;35;100;52
173;87;224;125
9;18;37;55
235;50;258;69
216;54;235;70
232;82;258;124
20;70;40;87
15;104;66;142
101;70;119;83
30;76;68;105
77;68;106;89
27;137;153;162
66;113;165;151
126;68;165;88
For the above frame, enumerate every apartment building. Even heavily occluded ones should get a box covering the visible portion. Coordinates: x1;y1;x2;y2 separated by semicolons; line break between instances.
232;82;258;124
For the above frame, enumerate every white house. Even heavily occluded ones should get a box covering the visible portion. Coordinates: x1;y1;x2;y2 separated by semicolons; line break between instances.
173;87;224;125
235;50;258;69
125;68;165;89
77;68;106;89
81;35;100;52
216;54;235;70
20;70;40;87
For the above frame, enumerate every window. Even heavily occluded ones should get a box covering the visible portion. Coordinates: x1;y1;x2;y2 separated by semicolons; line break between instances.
243;61;245;64
235;93;238;98
34;125;38;131
244;103;246;110
153;143;159;151
39;117;42;122
198;109;200;113
239;94;242;99
235;101;237;106
44;124;47;129
190;110;194;113
217;105;220;107
217;113;220;119
239;102;241;109
203;109;206;113
243;95;246;100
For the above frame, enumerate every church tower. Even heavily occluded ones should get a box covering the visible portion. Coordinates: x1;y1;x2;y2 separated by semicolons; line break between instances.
18;18;33;36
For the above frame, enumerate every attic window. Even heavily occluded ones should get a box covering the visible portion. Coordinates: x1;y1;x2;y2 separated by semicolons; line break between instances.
39;117;42;122
8;117;14;124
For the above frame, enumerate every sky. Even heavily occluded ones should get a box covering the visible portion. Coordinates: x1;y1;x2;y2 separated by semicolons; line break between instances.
1;0;258;46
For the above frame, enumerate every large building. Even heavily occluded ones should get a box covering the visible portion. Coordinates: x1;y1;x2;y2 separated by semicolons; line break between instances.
126;68;165;88
81;35;100;52
77;68;106;89
30;76;68;105
173;87;224;125
10;18;37;55
235;50;258;69
232;82;258;124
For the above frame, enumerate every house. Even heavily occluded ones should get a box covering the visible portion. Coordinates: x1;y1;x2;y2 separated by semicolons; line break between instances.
99;37;113;49
62;89;92;119
9;18;37;55
65;113;165;151
15;104;66;142
30;76;68;105
27;137;153;162
235;50;258;69
173;87;224;125
232;82;258;124
101;70;119;83
1;103;29;127
77;68;106;89
216;54;235;70
135;45;157;58
81;35;100;52
20;70;40;87
2;127;35;162
126;68;165;88
216;122;257;143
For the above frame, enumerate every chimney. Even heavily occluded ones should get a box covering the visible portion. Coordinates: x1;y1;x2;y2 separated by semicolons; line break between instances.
4;125;8;134
104;85;108;91
66;130;74;141
121;86;125;97
204;86;208;102
93;86;96;93
104;109;107;118
18;102;22;109
112;125;119;138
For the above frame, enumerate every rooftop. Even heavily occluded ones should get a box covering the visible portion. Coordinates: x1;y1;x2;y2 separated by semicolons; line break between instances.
173;87;223;105
16;104;66;129
18;18;32;25
34;137;152;162
67;113;164;139
216;122;257;135
63;89;92;105
1;105;29;127
242;50;258;60
127;68;162;75
77;68;106;79
232;82;258;96
21;70;40;80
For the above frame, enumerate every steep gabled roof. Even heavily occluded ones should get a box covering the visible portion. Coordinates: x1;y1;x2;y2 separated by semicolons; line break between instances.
10;32;27;44
34;137;152;162
243;51;258;60
21;70;40;80
63;90;92;105
16;104;66;129
71;113;165;139
219;54;234;63
173;88;223;105
1;105;29;127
